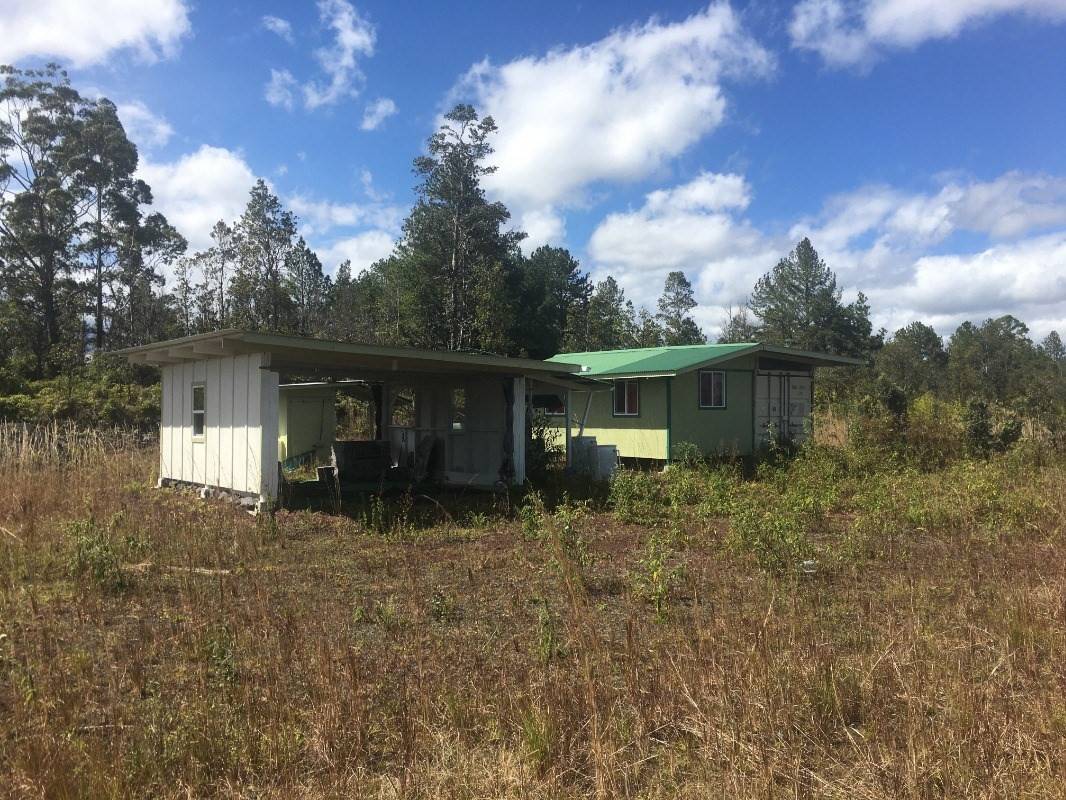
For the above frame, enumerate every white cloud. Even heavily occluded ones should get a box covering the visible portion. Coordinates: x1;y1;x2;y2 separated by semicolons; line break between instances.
265;69;298;111
303;0;376;109
317;230;396;274
795;172;1066;254
453;2;772;232
0;0;190;67
791;0;1066;67
587;169;1066;340
287;194;403;238
262;15;294;43
518;207;567;253
588;172;777;322
137;145;257;253
117;101;173;150
360;97;397;130
265;0;377;112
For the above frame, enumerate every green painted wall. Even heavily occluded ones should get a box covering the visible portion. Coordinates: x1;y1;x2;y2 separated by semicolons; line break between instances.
278;386;338;463
548;353;764;460
669;366;755;457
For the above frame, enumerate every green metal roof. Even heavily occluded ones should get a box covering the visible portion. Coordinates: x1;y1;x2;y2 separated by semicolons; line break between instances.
547;343;863;377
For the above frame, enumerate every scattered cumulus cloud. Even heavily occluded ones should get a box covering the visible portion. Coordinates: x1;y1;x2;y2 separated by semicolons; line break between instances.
790;0;1066;68
317;230;396;274
0;0;191;67
265;68;298;111
136;145;257;255
587;170;1066;340
266;0;377;111
360;97;397;130
262;15;294;43
287;194;403;238
117;100;174;150
451;2;773;249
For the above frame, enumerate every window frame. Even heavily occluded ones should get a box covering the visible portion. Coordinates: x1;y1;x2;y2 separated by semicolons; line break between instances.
191;383;206;438
450;386;467;432
612;378;640;417
697;369;727;410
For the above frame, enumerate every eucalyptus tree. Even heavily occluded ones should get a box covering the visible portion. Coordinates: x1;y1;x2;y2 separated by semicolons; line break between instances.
75;97;137;350
0;64;91;375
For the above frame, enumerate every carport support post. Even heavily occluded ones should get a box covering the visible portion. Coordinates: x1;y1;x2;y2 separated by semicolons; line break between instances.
512;376;526;485
564;389;572;467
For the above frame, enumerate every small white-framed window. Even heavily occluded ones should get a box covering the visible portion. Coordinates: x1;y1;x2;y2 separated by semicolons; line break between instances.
613;379;639;416
451;387;466;432
192;383;206;437
532;393;566;417
698;370;726;409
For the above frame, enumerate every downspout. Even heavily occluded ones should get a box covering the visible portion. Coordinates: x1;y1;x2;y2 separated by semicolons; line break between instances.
577;390;593;438
665;377;673;463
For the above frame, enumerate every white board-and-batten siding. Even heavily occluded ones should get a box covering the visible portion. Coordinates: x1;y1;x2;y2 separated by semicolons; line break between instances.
158;353;279;501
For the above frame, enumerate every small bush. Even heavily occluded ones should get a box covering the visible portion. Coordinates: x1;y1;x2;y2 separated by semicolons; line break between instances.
609;469;662;524
66;518;128;593
630;532;685;620
727;496;812;574
429;589;462;624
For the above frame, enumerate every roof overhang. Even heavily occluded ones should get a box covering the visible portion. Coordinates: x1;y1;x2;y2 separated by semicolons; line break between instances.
114;329;587;381
567;343;865;380
675;344;865;375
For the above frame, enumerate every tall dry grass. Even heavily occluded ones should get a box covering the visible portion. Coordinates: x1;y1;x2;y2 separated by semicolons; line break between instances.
0;421;149;472
1;427;1065;798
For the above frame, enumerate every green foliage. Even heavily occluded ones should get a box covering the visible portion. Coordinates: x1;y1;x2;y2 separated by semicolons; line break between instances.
609;469;663;524
66;518;128;593
726;496;812;574
657;271;705;345
429;589;462;624
748;237;878;359
965;399;1023;457
532;599;566;665
551;500;592;576
202;625;239;685
630;531;685;620
360;492;413;539
527;410;563;479
519;492;544;541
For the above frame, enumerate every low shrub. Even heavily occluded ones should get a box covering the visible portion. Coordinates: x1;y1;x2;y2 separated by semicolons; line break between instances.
609;469;662;524
66;518;128;593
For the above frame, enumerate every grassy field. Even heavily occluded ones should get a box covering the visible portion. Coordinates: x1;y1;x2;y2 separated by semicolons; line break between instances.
2;421;1066;798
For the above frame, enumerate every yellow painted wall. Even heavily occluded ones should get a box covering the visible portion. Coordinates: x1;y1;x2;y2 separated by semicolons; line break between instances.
560;377;670;459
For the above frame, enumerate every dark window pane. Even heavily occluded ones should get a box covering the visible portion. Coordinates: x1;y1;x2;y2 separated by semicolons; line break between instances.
713;372;724;406
614;382;626;414
626;380;639;414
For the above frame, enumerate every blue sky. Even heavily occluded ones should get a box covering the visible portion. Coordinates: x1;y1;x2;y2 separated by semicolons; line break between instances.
4;0;1066;338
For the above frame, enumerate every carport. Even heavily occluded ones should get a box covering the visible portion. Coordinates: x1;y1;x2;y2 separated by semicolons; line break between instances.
117;330;584;510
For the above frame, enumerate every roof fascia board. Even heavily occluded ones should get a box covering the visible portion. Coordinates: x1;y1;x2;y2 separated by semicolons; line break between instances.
583;371;677;380
757;344;865;366
672;344;762;375
231;331;580;374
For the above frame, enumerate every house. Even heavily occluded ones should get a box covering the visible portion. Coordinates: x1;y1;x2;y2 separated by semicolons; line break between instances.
543;343;863;462
116;330;587;510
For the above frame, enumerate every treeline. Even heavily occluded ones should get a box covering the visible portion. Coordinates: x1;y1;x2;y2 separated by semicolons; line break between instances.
165;105;710;360
2;66;1065;431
